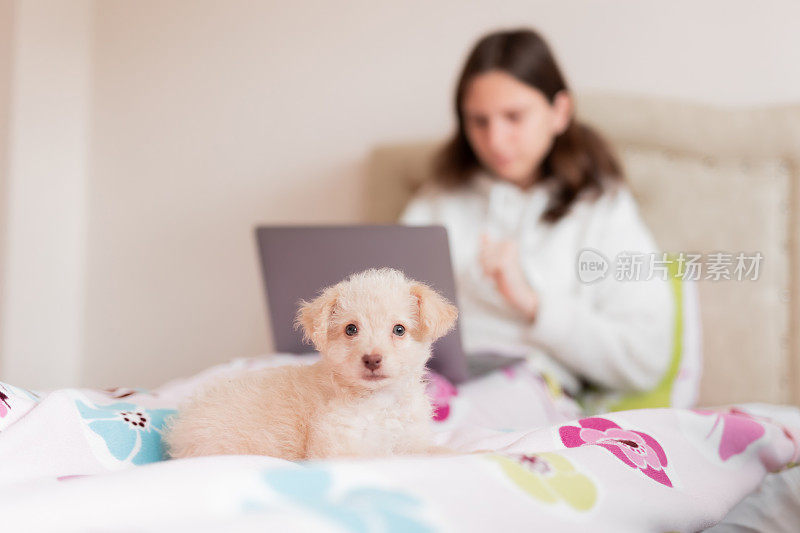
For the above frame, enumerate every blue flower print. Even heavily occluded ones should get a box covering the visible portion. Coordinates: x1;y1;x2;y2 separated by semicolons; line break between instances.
260;466;433;533
74;398;175;465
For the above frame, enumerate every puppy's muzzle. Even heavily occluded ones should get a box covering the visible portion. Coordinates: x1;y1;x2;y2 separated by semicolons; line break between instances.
362;353;382;371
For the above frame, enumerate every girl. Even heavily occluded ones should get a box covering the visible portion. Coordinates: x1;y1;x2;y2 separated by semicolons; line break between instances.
401;29;674;398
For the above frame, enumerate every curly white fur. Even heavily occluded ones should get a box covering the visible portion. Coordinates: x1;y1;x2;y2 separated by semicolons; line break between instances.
164;268;458;460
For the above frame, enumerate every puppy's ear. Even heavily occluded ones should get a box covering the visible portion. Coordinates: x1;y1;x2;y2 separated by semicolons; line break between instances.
295;285;340;353
410;282;458;342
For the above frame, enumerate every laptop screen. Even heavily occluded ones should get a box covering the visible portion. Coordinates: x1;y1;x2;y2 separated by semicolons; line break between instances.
254;225;469;382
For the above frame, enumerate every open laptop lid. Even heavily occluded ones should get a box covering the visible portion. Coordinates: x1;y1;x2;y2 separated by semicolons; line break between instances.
254;225;470;383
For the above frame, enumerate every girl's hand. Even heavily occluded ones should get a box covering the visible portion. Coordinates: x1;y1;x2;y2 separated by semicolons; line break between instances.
479;234;539;321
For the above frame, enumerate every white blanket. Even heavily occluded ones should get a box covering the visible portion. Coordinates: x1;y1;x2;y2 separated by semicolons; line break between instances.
1;354;798;532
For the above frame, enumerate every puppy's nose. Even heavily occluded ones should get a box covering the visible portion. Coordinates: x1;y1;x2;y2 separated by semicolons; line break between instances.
362;353;382;371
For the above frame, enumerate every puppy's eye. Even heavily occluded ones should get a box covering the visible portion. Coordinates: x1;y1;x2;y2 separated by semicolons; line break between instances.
393;324;405;337
345;324;358;336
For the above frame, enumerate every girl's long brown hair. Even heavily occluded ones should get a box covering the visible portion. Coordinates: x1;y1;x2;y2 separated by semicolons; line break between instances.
436;28;623;223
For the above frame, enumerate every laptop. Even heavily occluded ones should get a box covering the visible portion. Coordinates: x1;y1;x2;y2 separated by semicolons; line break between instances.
254;225;525;384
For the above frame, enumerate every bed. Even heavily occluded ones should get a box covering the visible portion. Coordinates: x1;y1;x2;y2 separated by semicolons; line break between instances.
1;94;799;531
0;354;799;532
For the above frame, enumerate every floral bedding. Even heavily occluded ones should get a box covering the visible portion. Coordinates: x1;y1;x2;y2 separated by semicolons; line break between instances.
0;354;797;532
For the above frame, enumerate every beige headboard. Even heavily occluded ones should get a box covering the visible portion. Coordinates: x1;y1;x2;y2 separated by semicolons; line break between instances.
365;93;800;407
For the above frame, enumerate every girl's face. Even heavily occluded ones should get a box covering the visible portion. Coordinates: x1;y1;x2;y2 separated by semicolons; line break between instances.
462;70;571;188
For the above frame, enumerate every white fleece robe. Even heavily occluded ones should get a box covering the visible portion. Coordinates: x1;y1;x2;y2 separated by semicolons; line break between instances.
400;172;674;394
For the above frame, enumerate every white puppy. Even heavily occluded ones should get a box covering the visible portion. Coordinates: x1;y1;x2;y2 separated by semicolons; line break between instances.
165;268;457;461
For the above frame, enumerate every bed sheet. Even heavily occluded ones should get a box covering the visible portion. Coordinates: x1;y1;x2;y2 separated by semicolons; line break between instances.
0;354;797;532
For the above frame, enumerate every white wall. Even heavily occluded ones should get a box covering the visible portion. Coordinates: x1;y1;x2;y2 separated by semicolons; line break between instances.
1;0;799;389
537;0;800;105
0;0;91;389
0;2;11;365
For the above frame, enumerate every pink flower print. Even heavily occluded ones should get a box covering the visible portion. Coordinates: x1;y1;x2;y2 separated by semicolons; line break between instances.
695;408;765;461
560;417;672;487
425;372;458;422
578;427;662;471
0;388;9;418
